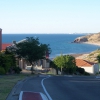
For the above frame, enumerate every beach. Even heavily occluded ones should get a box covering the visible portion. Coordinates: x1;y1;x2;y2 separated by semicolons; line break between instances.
70;53;89;59
73;42;100;59
84;42;100;46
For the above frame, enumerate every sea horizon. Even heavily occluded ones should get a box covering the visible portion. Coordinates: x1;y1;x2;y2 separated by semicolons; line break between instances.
2;32;92;34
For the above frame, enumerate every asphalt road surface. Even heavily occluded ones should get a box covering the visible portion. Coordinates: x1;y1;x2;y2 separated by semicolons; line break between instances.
21;75;100;100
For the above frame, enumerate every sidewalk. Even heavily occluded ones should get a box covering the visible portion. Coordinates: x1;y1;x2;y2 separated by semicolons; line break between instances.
96;74;100;78
6;76;30;100
6;74;48;100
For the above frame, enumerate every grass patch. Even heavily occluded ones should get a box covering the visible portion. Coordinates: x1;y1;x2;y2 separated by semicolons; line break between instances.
0;73;33;100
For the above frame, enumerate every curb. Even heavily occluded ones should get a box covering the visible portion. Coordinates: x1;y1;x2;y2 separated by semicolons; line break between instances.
6;76;33;100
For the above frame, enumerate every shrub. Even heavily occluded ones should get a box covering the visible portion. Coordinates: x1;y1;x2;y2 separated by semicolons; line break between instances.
63;67;75;74
84;72;90;76
13;67;22;74
76;67;85;75
0;67;6;75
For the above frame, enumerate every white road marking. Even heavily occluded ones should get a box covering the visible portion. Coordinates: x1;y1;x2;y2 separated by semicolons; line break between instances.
39;75;51;77
19;91;23;100
96;76;100;78
64;75;73;77
41;77;52;100
40;92;49;100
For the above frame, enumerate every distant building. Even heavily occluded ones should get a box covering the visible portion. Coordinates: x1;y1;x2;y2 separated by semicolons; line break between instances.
0;28;12;51
2;44;12;51
76;59;99;74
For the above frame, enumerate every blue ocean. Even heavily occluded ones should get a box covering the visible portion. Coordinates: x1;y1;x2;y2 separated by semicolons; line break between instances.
2;34;100;58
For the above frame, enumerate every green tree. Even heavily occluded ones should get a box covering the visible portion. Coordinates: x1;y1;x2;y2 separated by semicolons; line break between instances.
50;60;58;75
53;54;66;74
53;55;76;74
0;51;16;74
64;55;76;74
10;37;51;74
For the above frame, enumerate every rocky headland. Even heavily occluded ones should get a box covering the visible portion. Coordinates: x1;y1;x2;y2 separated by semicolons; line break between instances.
72;32;100;63
73;32;100;45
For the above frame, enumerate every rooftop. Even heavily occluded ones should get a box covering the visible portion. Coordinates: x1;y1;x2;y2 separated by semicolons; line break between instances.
75;59;95;67
2;43;12;50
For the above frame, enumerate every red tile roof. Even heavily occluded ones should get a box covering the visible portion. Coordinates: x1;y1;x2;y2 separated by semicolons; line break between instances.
2;43;12;50
75;59;95;67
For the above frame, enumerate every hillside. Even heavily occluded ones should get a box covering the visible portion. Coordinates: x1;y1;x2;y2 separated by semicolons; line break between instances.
73;32;100;43
76;49;100;63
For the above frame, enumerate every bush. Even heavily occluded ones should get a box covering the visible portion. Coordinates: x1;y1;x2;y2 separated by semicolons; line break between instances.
0;67;6;75
13;67;22;74
76;67;85;75
84;72;90;76
63;67;75;74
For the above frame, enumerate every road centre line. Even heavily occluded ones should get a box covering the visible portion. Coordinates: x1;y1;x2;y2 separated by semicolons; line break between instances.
41;77;52;100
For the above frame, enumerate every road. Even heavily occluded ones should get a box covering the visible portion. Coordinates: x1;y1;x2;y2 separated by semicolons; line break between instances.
20;75;100;100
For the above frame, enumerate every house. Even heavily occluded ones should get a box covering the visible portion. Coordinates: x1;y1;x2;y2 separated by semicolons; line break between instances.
18;58;50;71
0;28;2;51
6;40;50;71
0;28;12;51
0;28;50;71
75;59;99;74
2;43;12;51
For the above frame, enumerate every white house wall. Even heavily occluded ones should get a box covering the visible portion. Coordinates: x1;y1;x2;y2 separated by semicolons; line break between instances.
43;59;46;68
81;66;93;74
19;59;23;69
93;64;99;74
19;59;49;70
46;62;49;68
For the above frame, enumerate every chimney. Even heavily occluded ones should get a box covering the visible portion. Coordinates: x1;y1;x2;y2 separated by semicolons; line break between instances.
12;40;16;44
0;28;2;51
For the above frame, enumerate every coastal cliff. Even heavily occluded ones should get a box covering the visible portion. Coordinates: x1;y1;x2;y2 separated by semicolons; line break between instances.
73;32;100;43
73;33;100;63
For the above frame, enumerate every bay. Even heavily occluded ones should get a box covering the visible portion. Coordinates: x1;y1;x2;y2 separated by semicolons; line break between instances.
2;34;100;58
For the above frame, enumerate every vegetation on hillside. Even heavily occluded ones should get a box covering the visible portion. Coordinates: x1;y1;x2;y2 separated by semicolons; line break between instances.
83;49;100;63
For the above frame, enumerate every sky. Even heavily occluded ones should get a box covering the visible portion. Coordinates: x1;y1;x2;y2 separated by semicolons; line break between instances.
0;0;100;34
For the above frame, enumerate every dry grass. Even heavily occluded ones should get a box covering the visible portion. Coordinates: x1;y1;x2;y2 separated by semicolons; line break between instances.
0;74;33;100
